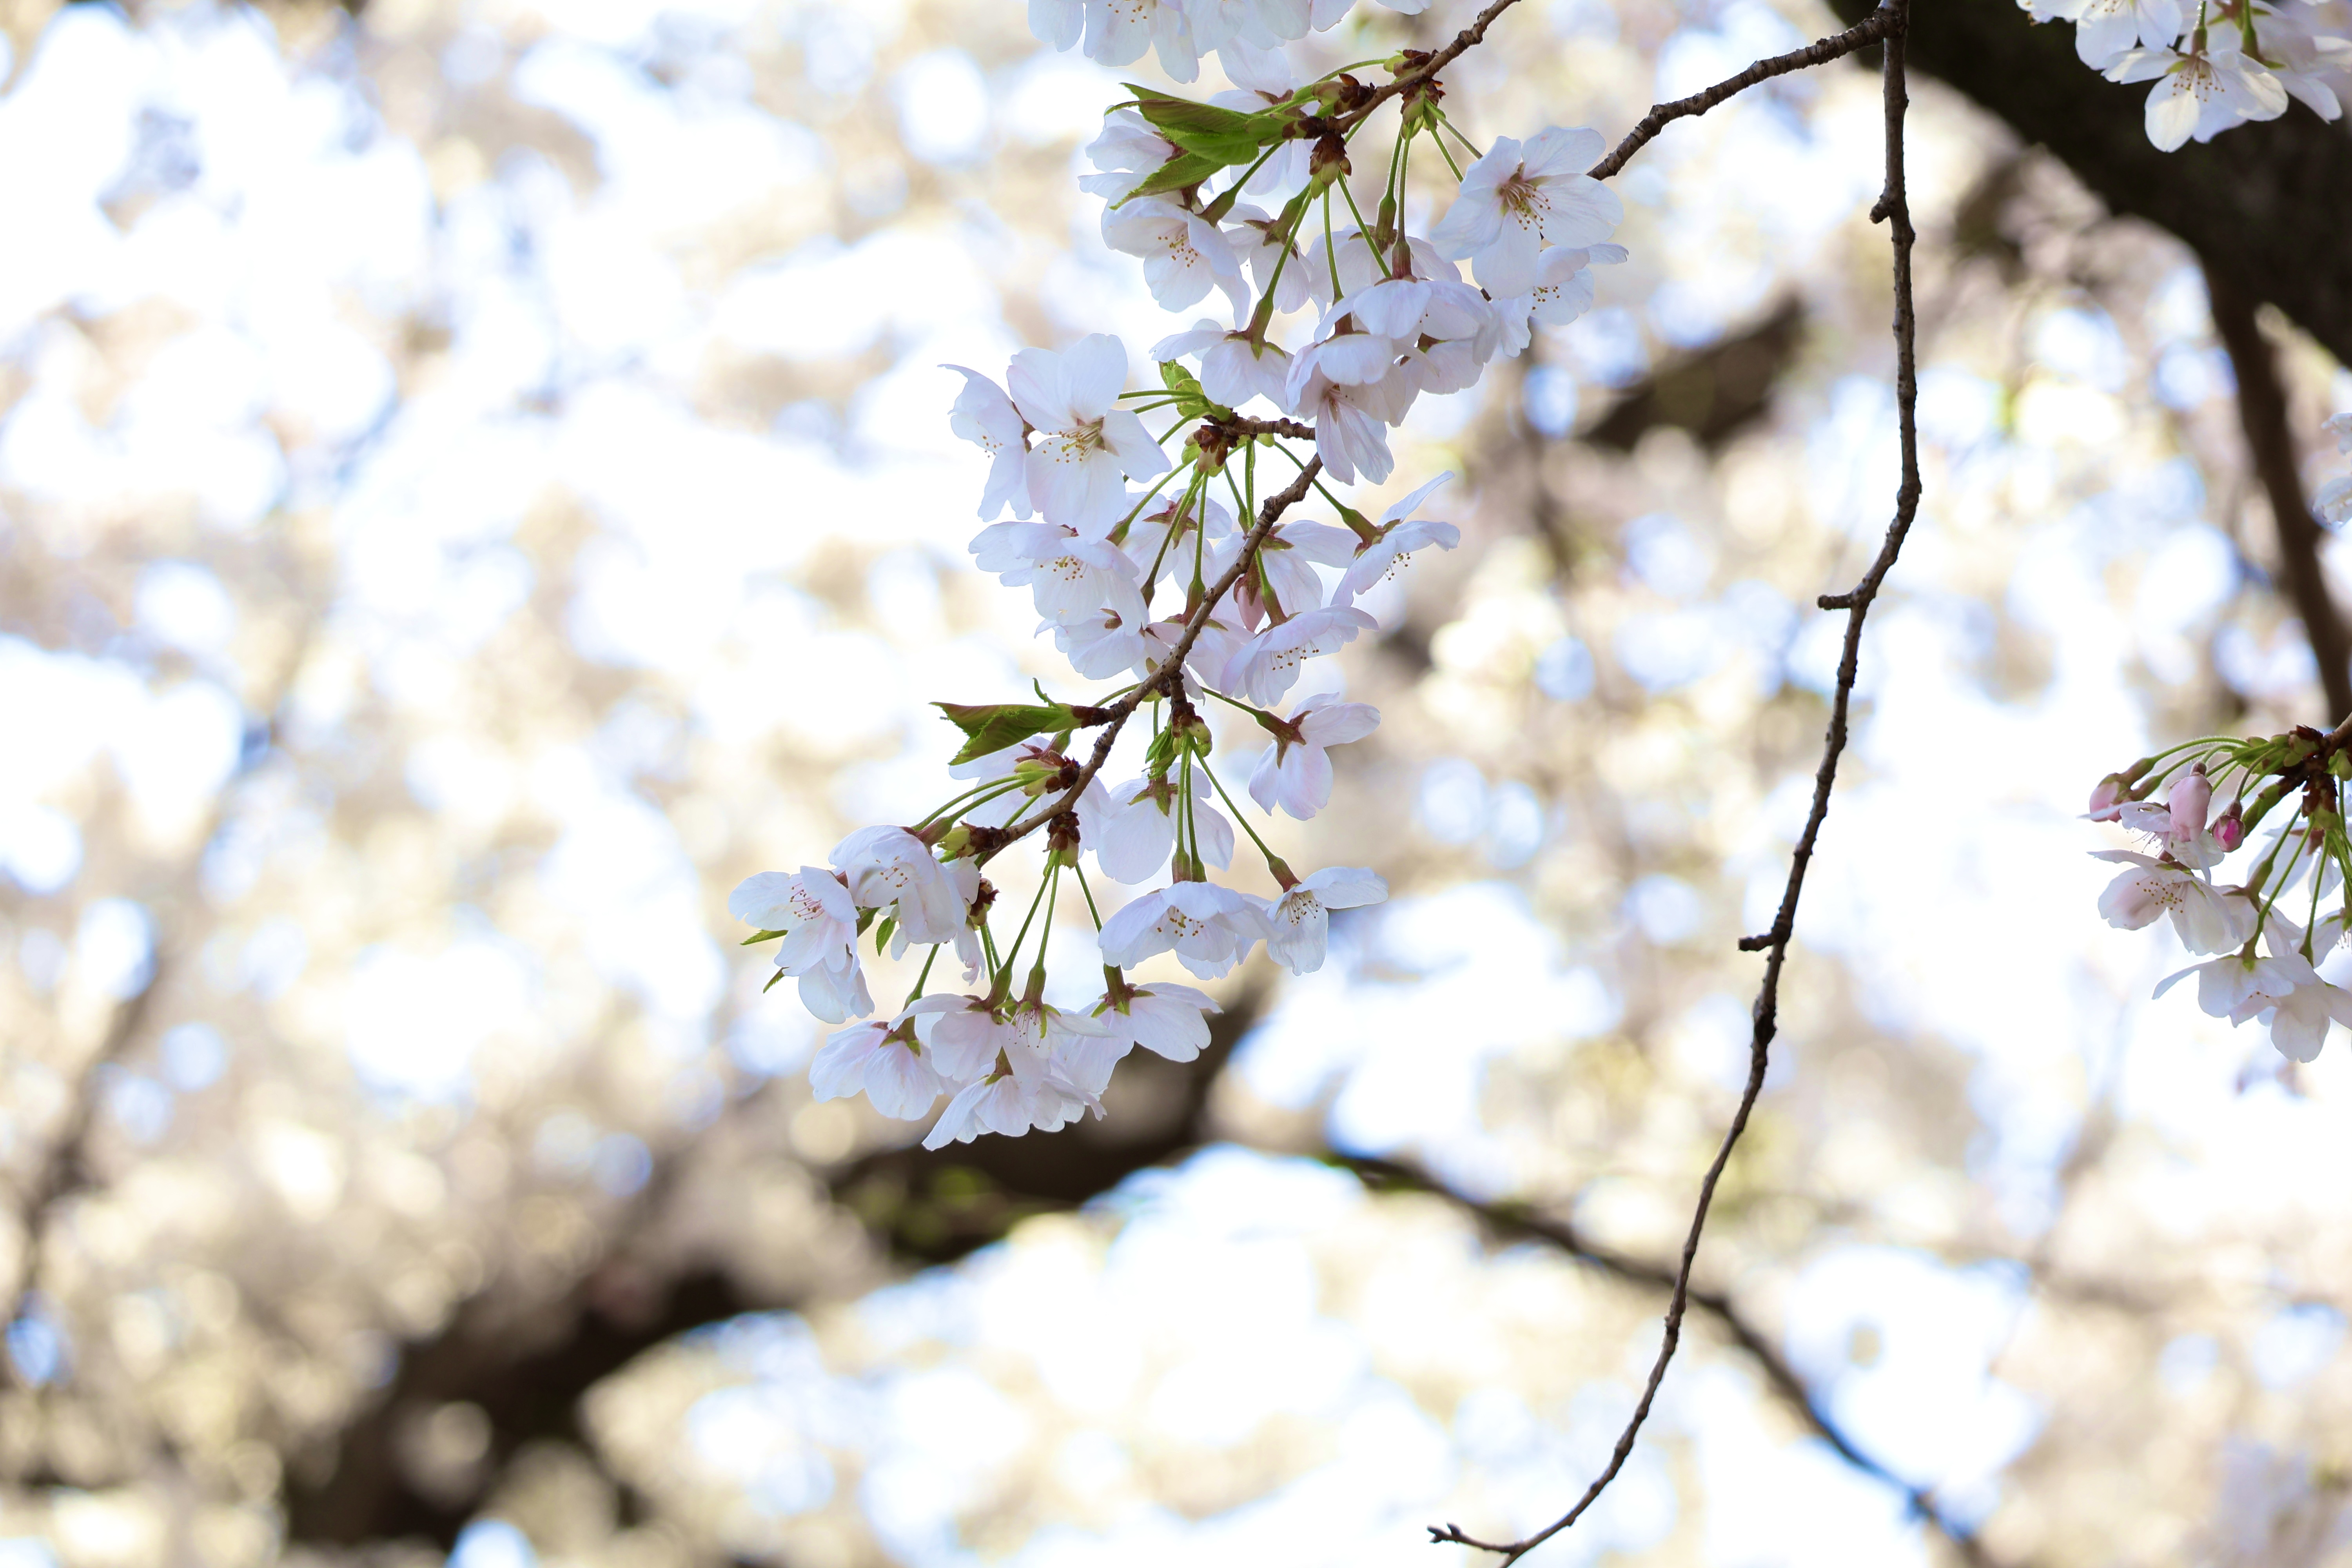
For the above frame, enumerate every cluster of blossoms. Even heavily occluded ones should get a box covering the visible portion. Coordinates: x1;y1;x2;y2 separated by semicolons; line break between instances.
2023;0;2351;150
732;0;1629;1147
2091;722;2352;1061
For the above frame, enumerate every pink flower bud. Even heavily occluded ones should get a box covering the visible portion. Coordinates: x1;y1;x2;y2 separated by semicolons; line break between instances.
2212;802;2245;852
2169;763;2212;844
2087;773;2127;822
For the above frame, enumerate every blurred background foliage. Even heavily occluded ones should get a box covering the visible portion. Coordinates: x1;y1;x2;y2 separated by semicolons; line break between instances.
2;0;2352;1564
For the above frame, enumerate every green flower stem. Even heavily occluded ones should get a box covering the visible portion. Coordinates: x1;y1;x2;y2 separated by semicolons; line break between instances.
904;944;942;1008
1198;752;1285;876
996;864;1056;989
1143;469;1210;591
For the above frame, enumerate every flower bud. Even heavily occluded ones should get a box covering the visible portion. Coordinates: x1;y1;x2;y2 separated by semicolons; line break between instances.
1308;131;1350;187
2212;800;2245;852
2087;772;2127;821
2169;762;2212;845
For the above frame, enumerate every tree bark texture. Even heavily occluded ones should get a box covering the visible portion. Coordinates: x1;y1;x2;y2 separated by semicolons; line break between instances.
1824;0;2352;365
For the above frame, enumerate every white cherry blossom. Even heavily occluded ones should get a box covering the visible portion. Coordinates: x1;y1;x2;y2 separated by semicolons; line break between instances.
1080;109;1178;203
1221;603;1379;706
729;867;871;1022
1224;203;1316;312
1336;471;1460;603
1248;699;1379;818
922;1064;1101;1149
1104;199;1251;315
2109;33;2289;150
1153;320;1292;410
1051;579;1156;677
2092;849;2258;954
971;519;1143;621
1490;243;1626;357
945;366;1032;520
1235;518;1356;627
2029;0;2185;68
1429;126;1624;298
1086;773;1236;883
1262;866;1387;974
1286;365;1403;484
833;825;968;947
1055;977;1220;1096
1007;335;1172;531
1076;0;1200;81
2153;944;2310;1023
1090;978;1220;1063
811;999;960;1118
1098;879;1270;977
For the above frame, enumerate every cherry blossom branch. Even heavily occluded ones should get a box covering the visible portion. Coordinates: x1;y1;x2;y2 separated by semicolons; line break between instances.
1430;3;1921;1556
2205;266;2352;723
977;454;1326;862
1334;0;1527;131
1585;7;1903;181
1337;1155;2017;1568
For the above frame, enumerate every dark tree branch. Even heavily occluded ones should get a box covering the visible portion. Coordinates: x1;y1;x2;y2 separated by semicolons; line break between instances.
1433;3;1923;1556
1333;1155;2016;1568
2206;268;2352;723
1826;0;2352;371
1585;7;1903;180
283;1263;774;1546
285;986;1269;1545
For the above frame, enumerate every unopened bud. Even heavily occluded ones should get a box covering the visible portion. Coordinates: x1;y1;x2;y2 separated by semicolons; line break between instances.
2212;800;2245;852
2087;773;2127;822
2169;762;2212;844
1308;131;1350;187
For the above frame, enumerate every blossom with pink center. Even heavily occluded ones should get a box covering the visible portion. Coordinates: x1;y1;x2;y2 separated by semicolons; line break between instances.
811;998;964;1118
1261;866;1387;974
1007;335;1172;531
1103;198;1250;316
2108;33;2289;151
1098;880;1270;978
1235;519;1357;628
832;825;969;947
1248;699;1379;819
1220;603;1379;706
970;519;1143;620
2092;849;2258;954
1428;126;1624;298
729;867;872;1023
1284;366;1403;484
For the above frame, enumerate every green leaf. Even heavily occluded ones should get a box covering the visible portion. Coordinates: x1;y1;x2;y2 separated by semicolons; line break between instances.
1118;150;1225;205
740;928;785;946
1123;84;1278;163
762;968;787;994
935;700;1080;765
874;913;897;954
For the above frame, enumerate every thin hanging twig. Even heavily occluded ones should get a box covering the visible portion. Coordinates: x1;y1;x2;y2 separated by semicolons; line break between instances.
1431;0;1923;1555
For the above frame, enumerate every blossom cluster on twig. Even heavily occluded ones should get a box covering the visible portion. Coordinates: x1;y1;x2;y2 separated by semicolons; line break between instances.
2022;0;2350;150
732;0;1623;1150
2092;709;2352;1061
